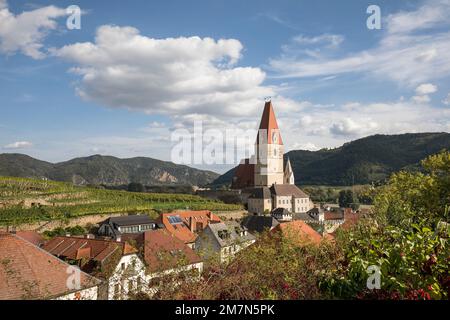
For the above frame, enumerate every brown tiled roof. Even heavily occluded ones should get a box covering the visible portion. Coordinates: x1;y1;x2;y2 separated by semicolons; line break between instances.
15;231;45;247
270;184;309;198
340;211;361;231
0;232;99;300
271;221;322;245
143;229;202;273
256;100;283;145
42;236;137;263
324;211;344;221
161;210;221;244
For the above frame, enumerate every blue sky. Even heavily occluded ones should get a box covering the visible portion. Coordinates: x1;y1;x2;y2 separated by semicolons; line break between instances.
0;0;449;173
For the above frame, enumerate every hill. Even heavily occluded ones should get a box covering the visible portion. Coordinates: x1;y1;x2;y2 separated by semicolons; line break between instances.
0;154;219;187
212;132;450;186
0;176;242;226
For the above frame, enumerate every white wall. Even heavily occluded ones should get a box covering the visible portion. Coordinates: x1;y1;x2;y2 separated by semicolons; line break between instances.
106;254;147;300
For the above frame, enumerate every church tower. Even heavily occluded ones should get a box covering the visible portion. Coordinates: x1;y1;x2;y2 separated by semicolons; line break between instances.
284;157;295;185
254;100;285;187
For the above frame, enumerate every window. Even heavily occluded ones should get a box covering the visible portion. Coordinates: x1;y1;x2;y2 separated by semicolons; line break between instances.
137;277;142;291
114;283;120;296
128;280;134;293
121;262;125;271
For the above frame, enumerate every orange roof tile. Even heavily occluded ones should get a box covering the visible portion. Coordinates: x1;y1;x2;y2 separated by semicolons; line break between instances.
143;230;202;273
15;231;45;247
271;220;322;245
161;210;221;244
42;236;137;263
0;232;99;300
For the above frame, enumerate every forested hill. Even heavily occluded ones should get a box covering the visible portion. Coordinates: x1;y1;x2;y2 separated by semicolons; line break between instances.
0;154;219;187
212;132;450;186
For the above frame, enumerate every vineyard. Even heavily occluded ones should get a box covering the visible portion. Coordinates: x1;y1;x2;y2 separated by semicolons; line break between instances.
0;176;242;226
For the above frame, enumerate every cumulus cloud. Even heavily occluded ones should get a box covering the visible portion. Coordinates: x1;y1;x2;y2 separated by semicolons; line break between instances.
269;0;450;86
52;25;275;118
3;141;33;149
415;83;438;95
278;99;450;150
0;0;66;59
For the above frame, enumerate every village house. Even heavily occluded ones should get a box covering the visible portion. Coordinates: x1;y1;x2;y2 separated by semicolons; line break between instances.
159;210;222;248
98;215;158;240
195;221;256;263
140;229;203;295
0;232;100;300
42;236;146;300
241;215;279;234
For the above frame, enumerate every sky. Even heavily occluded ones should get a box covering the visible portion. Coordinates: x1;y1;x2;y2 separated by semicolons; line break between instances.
0;0;449;173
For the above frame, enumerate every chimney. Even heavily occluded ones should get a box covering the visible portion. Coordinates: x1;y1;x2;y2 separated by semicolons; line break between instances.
116;235;122;242
189;216;195;232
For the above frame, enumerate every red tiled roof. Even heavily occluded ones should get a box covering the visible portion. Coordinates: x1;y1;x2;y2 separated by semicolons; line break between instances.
324;211;344;221
161;210;221;244
42;236;137;263
256;100;283;145
143;229;202;273
0;232;99;300
271;221;322;245
341;212;361;231
15;231;45;247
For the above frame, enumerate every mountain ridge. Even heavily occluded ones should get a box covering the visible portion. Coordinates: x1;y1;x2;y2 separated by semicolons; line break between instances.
0;153;219;187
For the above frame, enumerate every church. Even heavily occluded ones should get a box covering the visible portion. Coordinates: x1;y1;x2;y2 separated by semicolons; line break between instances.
232;100;313;219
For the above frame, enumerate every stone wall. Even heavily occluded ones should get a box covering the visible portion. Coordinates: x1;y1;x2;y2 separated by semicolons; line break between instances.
214;210;248;221
0;212;129;232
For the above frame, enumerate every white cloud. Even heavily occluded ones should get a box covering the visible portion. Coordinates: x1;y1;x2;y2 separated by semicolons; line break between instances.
415;83;437;95
0;0;66;59
269;0;450;86
291;34;344;48
53;25;274;118
281;100;449;145
3;141;33;149
330;118;379;137
443;93;450;105
412;95;431;104
291;142;320;151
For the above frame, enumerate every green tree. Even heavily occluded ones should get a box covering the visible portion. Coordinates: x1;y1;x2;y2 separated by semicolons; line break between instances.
127;182;145;193
338;190;356;208
322;150;450;299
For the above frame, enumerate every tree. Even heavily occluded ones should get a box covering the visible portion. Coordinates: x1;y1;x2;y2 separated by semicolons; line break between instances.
127;182;145;193
338;190;355;208
322;150;450;300
375;149;450;227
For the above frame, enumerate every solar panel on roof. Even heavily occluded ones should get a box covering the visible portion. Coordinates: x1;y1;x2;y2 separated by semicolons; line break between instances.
168;215;183;224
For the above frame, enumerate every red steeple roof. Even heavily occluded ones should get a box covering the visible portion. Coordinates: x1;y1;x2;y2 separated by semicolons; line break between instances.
256;100;283;145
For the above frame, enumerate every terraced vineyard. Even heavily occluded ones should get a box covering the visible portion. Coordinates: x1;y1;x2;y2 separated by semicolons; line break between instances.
0;176;242;226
